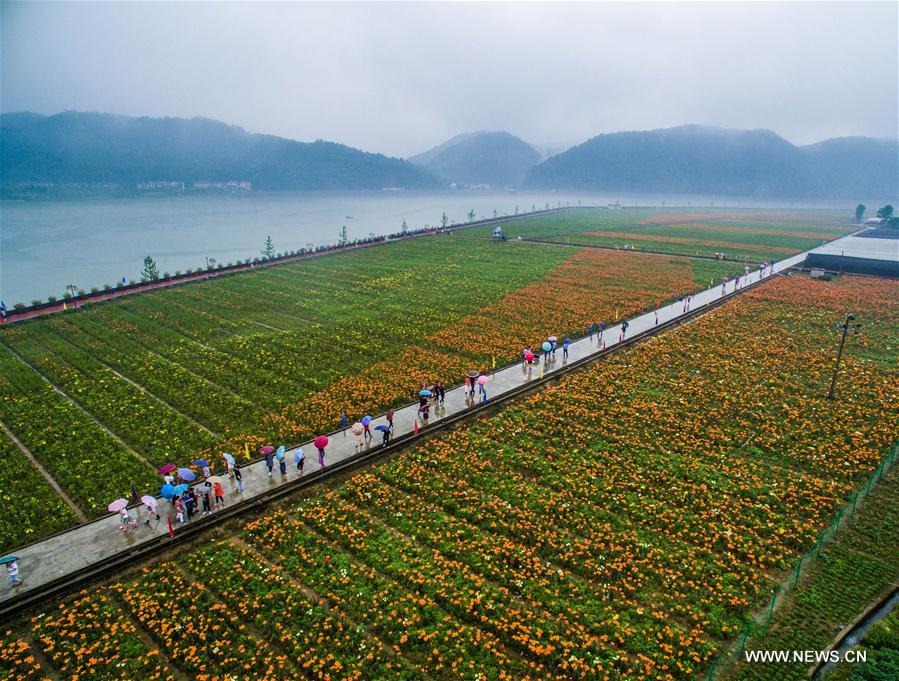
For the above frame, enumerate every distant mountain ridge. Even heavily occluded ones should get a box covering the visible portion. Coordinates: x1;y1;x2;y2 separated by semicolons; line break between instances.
409;131;541;187
1;111;440;191
524;125;897;199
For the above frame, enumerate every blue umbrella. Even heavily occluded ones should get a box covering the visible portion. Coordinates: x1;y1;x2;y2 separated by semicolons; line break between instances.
192;459;210;467
563;338;572;345
419;390;432;397
173;483;189;495
0;556;19;565
160;483;177;499
374;425;390;432
542;342;552;352
177;468;196;481
361;415;373;426
275;445;286;460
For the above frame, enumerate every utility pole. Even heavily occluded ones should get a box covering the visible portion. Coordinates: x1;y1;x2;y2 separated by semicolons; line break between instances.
827;313;862;399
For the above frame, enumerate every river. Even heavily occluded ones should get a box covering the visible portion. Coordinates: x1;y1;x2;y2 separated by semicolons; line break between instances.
0;190;854;304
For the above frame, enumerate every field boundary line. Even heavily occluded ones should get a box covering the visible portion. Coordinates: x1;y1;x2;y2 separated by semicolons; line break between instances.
0;421;87;522
0;343;159;474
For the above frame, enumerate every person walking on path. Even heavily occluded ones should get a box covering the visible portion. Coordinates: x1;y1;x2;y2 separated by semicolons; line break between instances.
620;320;629;342
294;448;305;474
721;276;728;297
222;452;235;479
341;410;348;429
265;449;275;477
562;338;570;360
163;472;175;486
234;464;244;493
381;426;391;447
598;322;605;343
200;463;211;479
437;382;446;405
174;496;185;523
386;408;395;431
317;446;326;467
213;481;225;508
352;421;364;449
276;445;287;476
363;418;373;441
200;487;212;515
419;401;430;425
6;559;23;588
119;507;137;533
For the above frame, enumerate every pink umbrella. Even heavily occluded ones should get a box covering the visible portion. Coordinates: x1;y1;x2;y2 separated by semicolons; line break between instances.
524;351;535;362
259;445;275;455
314;435;329;449
141;495;158;512
157;464;176;475
477;375;488;385
107;498;129;512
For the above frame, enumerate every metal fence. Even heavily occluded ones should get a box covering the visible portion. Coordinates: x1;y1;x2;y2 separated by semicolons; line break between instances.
704;441;899;680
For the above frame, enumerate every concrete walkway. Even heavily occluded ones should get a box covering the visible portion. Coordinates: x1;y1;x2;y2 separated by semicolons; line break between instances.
1;250;808;604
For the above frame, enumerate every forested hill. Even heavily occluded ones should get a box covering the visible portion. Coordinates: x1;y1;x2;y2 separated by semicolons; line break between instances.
524;125;898;199
409;131;541;187
1;111;440;191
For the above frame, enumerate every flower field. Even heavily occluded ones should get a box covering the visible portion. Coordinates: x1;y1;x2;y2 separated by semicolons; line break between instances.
468;208;855;262
2;272;895;680
0;228;736;549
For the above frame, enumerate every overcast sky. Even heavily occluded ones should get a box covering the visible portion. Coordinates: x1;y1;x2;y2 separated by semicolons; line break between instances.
2;1;896;158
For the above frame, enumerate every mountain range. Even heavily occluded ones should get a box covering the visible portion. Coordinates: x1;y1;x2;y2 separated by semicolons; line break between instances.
524;125;898;199
0;111;439;191
1;112;895;199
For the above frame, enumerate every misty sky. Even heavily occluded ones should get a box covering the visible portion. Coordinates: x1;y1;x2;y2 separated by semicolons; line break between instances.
2;1;896;158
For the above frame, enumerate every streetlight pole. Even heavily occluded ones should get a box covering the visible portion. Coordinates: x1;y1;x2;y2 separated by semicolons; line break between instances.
827;313;862;400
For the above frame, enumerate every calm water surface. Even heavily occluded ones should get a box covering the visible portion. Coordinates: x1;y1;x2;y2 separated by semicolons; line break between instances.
0;190;850;303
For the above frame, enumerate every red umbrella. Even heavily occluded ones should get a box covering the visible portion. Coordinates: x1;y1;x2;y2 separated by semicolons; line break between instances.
386;409;395;420
466;369;480;378
157;464;176;475
259;445;275;455
314;435;329;449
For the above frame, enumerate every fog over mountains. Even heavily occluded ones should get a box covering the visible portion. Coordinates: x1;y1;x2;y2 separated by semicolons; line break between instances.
2;112;895;199
524;125;898;199
1;112;440;191
408;131;542;188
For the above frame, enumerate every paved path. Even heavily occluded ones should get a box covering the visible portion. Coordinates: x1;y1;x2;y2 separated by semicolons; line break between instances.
1;249;808;604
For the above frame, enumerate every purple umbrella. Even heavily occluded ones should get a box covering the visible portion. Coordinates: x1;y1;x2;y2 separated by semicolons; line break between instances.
374;425;390;432
107;498;129;512
177;468;196;481
192;459;210;468
259;445;275;455
361;415;373;426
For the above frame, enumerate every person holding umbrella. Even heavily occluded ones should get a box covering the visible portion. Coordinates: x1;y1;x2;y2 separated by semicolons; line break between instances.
362;415;373;441
386;408;395;431
352;421;364;449
562;338;571;360
222;452;235;479
294;448;305;475
375;424;391;447
233;464;244;492
466;370;479;396
141;495;160;527
418;400;430;425
2;557;22;588
196;484;212;515
262;446;275;477
315;436;329;467
275;445;287;476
